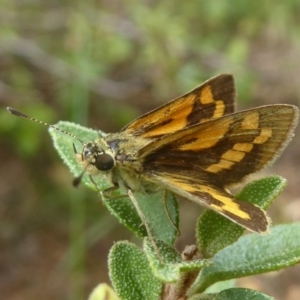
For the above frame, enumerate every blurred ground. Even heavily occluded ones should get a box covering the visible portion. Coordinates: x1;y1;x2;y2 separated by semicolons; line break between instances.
0;1;300;300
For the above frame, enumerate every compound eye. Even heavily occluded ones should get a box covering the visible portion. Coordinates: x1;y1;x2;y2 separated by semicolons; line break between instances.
94;153;115;171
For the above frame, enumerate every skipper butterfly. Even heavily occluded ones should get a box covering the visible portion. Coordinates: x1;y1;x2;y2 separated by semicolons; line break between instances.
8;74;299;234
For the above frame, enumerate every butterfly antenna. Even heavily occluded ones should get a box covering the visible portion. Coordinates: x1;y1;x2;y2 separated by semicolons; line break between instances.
7;107;85;144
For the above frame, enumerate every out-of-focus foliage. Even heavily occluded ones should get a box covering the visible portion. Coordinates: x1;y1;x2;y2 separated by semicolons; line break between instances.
0;1;299;300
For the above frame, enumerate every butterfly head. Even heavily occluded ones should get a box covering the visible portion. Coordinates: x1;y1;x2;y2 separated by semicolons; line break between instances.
80;141;115;172
72;138;116;187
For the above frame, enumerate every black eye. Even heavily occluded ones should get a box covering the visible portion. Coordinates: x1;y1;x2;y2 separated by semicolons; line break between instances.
94;153;115;171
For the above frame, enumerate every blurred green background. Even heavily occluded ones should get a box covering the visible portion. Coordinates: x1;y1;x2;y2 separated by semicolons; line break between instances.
1;1;300;299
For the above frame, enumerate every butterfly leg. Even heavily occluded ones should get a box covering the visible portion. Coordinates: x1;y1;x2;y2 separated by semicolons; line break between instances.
88;175;104;204
163;190;181;236
127;189;162;261
88;176;125;205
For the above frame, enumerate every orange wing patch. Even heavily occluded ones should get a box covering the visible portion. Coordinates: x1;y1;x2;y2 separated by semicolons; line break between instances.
177;118;232;151
138;93;195;138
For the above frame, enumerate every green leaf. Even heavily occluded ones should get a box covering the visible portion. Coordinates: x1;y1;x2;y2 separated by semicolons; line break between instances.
49;122;179;244
190;288;274;300
235;175;287;207
197;213;244;259
193;223;300;293
88;283;119;300
108;241;162;300
197;176;286;258
204;280;236;294
144;238;212;283
103;189;179;244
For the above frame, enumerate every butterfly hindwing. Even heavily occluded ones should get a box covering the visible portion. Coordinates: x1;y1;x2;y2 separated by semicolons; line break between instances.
146;172;269;232
122;74;235;138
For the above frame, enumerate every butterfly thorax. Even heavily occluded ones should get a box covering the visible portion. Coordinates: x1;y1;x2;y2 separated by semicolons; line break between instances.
106;132;159;193
105;132;151;171
76;133;158;193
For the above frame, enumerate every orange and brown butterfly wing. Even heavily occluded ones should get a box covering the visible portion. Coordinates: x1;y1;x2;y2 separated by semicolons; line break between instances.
146;172;270;233
141;105;299;232
122;74;235;138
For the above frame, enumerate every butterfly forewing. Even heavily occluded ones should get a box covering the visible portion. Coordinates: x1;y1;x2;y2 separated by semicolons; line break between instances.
141;105;298;185
122;74;235;138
